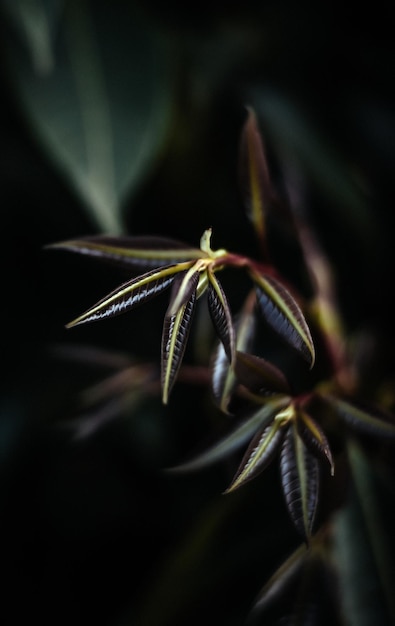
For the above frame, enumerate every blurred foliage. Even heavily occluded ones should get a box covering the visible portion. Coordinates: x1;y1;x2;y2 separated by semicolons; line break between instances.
0;0;395;625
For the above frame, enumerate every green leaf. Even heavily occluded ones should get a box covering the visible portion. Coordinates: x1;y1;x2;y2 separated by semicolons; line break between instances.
251;270;315;368
1;0;63;75
251;543;308;614
322;394;395;439
161;275;199;404
48;235;203;270
66;263;190;328
2;0;175;233
280;421;319;541
167;397;289;473
332;440;395;626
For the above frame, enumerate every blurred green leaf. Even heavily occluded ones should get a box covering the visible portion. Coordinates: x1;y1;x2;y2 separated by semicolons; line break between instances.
332;440;395;626
2;0;175;233
1;0;63;74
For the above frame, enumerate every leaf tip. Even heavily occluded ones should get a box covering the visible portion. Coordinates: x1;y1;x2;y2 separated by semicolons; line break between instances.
65;314;85;329
309;345;316;370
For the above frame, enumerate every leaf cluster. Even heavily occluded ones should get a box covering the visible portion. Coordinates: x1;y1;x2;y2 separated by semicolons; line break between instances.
49;107;395;621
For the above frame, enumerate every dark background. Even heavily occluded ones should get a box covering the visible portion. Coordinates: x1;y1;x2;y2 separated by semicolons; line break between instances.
1;1;395;624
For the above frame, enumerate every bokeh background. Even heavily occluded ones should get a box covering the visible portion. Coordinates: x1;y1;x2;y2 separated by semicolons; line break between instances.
1;1;395;624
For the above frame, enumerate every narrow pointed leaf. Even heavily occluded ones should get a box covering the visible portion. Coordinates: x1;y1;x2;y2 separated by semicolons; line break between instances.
251;270;315;368
280;421;319;541
333;440;395;626
2;1;175;233
234;351;290;395
166;266;202;317
252;544;308;613
207;270;235;363
297;410;335;475
66;263;191;328
168;397;290;473
48;235;203;270
161;276;199;404
211;341;233;412
225;417;287;493
322;394;395;439
211;299;257;413
239;107;275;251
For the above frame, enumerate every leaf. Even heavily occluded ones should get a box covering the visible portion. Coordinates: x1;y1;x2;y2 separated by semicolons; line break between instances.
167;397;289;473
251;270;315;368
207;270;235;363
322;394;395;439
225;418;287;493
251;543;308;614
66;263;190;328
2;0;175;233
332;440;395;626
166;266;201;318
1;0;62;75
251;544;339;625
211;296;257;413
238;106;276;253
296;410;335;476
48;235;203;270
161;275;199;404
251;88;373;243
234;351;291;395
280;421;319;541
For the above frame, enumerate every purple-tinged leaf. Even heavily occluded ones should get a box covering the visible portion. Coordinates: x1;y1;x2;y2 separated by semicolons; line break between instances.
211;297;257;413
48;235;203;270
210;340;231;411
225;417;287;493
251;270;315;368
297;410;334;476
207;270;235;363
280;421;319;542
66;263;191;328
161;274;199;404
234;351;290;395
166;265;202;317
239;107;275;254
168;396;290;473
322;394;395;439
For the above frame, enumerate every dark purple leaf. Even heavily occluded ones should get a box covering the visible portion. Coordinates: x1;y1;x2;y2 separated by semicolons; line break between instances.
226;417;287;492
251;271;315;367
238;107;275;252
296;410;334;475
207;271;235;363
280;422;319;542
211;301;257;413
66;264;184;327
161;275;199;404
48;235;202;270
